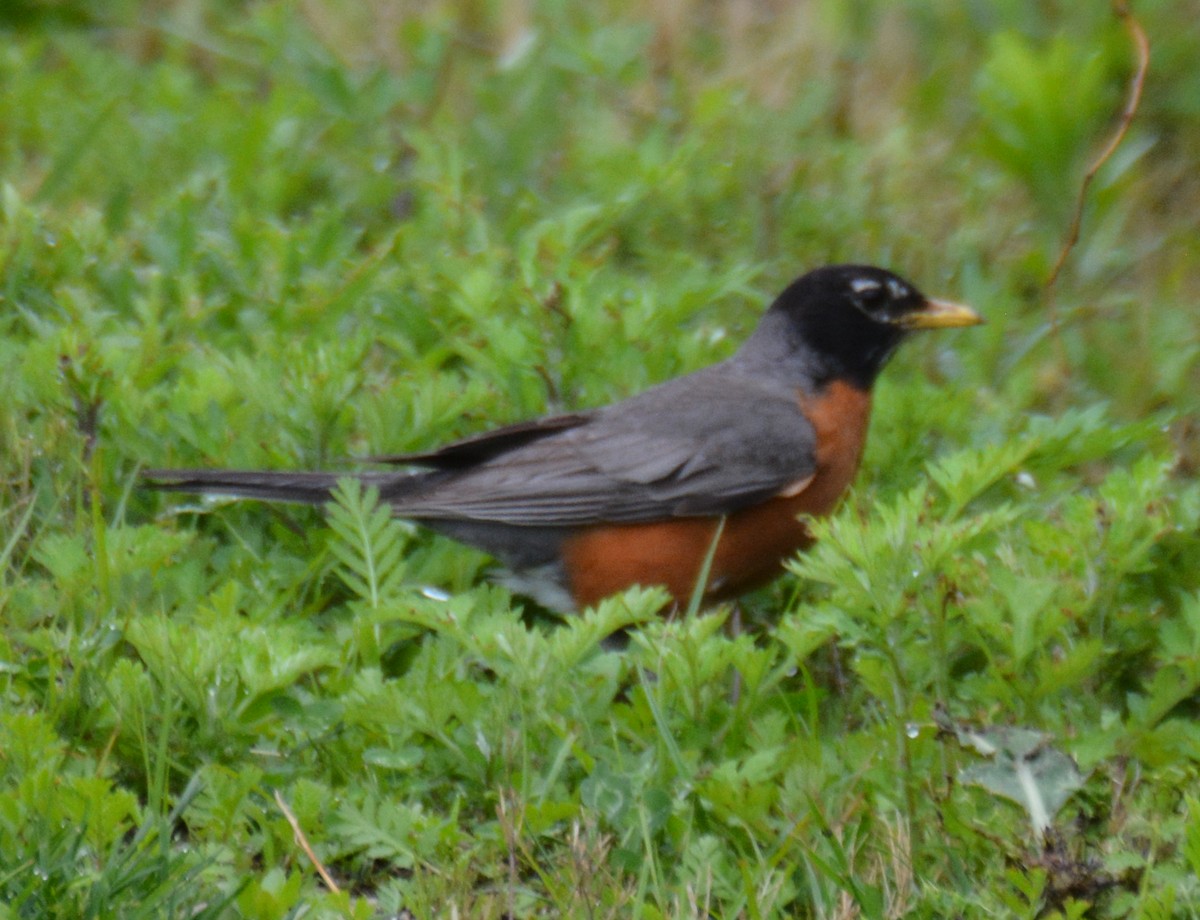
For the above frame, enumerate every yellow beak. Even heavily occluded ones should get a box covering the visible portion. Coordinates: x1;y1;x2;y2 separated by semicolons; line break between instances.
896;297;985;330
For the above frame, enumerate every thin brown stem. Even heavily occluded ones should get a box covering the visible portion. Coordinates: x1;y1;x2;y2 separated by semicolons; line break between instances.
1045;1;1150;297
275;789;342;896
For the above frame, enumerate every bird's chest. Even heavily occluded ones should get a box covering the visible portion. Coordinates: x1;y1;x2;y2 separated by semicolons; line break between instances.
704;380;872;590
790;379;873;516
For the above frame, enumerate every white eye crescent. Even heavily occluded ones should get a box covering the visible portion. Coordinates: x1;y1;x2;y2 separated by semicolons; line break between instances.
887;278;910;299
850;278;882;294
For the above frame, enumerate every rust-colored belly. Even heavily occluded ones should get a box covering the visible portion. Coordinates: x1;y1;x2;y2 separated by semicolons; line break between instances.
560;381;872;608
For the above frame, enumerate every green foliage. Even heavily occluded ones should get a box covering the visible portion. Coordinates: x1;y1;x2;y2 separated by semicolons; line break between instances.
944;720;1086;835
1;1;1198;917
326;479;410;608
975;32;1113;220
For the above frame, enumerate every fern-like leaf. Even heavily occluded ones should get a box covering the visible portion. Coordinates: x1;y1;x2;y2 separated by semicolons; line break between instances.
326;478;409;607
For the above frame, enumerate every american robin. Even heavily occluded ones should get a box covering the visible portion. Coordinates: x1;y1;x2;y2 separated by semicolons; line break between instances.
145;264;981;610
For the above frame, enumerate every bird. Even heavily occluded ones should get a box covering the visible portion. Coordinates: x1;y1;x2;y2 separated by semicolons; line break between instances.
145;264;982;611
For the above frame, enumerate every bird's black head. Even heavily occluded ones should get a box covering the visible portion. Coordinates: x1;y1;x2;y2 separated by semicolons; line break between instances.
748;264;982;389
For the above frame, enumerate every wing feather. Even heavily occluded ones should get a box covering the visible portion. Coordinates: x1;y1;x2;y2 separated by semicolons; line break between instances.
388;364;818;526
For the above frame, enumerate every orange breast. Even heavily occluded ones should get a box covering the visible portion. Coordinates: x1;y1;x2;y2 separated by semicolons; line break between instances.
560;381;872;608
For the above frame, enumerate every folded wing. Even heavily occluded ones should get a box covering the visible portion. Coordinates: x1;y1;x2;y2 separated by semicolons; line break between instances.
384;365;818;526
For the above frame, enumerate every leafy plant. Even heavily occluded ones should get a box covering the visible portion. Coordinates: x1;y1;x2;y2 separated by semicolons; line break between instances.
975;31;1114;220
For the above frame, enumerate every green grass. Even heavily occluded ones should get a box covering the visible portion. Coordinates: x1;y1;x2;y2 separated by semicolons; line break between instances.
2;1;1200;917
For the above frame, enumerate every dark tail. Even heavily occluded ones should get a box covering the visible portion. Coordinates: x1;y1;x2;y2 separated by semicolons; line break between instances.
142;468;400;506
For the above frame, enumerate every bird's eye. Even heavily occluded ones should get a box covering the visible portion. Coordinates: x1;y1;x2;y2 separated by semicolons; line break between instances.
849;277;887;309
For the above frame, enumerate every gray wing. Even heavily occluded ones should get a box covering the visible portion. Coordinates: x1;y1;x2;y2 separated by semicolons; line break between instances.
384;365;817;526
